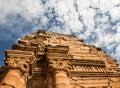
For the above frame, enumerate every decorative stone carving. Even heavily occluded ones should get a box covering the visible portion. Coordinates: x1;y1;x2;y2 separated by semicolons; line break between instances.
5;58;30;73
48;60;70;73
0;30;120;88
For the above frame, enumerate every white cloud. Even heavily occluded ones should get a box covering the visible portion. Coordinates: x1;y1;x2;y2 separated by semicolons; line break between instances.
110;6;120;22
116;45;120;57
0;0;120;64
0;0;45;23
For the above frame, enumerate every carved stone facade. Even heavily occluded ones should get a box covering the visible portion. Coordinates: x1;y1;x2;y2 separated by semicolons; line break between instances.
0;30;120;88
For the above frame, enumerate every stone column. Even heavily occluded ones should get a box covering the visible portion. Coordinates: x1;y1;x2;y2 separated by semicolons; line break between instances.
0;70;26;88
54;71;71;88
48;60;72;88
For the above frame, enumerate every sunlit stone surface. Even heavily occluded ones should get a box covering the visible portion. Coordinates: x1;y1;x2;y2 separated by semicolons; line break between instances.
0;30;120;88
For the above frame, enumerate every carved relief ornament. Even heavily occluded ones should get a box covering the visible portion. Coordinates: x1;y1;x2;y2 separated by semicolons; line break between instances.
5;58;30;73
48;60;71;73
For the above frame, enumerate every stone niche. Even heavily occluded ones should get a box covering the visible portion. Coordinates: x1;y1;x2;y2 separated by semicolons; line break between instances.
0;30;120;88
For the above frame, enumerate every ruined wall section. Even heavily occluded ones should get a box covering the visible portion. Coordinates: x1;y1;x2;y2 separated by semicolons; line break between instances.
0;30;120;88
0;30;47;88
44;32;120;87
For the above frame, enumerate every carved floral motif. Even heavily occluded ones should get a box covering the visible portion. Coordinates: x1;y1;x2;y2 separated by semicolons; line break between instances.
5;58;30;73
48;60;71;73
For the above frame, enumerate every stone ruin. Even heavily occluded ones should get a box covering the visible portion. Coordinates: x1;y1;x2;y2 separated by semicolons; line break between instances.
0;30;120;88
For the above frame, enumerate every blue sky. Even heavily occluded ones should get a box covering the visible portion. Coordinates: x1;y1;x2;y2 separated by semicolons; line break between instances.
0;0;120;66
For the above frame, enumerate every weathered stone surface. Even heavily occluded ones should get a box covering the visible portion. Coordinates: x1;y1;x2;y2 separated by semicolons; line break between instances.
0;30;120;88
1;70;26;88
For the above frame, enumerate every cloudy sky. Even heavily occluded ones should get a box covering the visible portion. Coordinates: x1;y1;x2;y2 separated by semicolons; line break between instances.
0;0;120;66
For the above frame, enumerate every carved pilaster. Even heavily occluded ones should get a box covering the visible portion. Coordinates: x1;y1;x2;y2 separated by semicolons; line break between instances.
48;60;72;88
